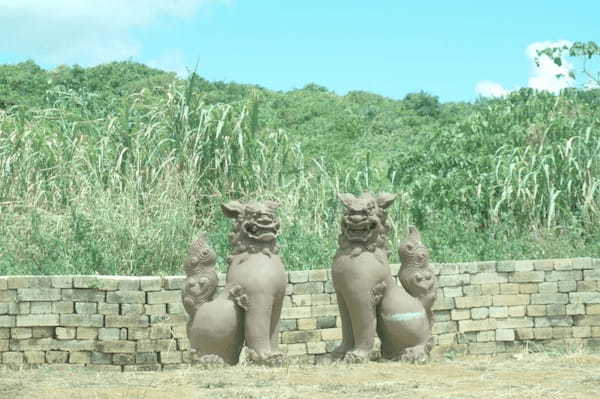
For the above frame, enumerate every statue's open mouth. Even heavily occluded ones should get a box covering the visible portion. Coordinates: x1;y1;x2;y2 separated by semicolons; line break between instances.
243;219;279;241
343;219;377;242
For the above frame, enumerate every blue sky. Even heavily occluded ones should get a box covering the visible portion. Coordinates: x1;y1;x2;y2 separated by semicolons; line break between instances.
1;0;598;102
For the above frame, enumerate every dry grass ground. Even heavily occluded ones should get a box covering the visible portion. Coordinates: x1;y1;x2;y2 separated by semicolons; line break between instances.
1;352;599;399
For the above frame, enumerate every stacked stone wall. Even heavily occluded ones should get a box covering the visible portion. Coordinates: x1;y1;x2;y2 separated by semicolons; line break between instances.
0;257;598;369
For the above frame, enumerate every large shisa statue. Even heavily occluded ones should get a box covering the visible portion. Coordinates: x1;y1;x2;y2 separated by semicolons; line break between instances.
331;193;437;363
182;200;287;366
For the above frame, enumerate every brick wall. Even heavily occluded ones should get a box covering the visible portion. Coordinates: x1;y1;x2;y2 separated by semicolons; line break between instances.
1;257;599;369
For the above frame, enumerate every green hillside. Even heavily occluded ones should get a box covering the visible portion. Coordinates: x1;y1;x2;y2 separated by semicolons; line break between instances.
1;60;599;275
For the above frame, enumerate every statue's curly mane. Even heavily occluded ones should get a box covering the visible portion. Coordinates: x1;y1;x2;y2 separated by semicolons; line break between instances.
334;192;396;262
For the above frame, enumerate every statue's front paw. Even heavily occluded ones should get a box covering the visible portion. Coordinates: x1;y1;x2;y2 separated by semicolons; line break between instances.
400;346;429;365
344;349;371;364
247;349;284;367
193;352;227;368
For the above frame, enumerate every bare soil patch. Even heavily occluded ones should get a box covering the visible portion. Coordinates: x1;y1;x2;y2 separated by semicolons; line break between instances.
1;352;599;399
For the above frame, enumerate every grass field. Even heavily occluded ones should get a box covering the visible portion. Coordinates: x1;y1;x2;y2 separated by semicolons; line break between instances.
1;352;599;399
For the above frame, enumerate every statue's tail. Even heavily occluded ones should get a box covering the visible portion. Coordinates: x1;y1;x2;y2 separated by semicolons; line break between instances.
228;285;249;311
182;233;219;319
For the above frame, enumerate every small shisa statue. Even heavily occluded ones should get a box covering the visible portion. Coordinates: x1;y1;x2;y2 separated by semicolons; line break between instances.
182;200;287;366
331;192;437;363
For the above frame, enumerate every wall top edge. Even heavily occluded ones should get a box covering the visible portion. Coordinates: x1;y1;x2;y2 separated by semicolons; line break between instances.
0;257;597;279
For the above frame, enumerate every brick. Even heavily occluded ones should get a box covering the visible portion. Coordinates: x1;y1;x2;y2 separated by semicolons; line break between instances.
17;314;59;327
437;263;459;274
167;302;185;314
56;327;76;339
592;327;600;337
281;306;311;319
507;306;526;318
46;351;69;363
497;261;516;272
307;341;327;354
297;318;317;330
52;340;96;352
280;319;297;331
3;351;24;364
438;274;469;287
489;307;508;318
458;319;496;332
434;310;451;322
31;327;53;338
150;325;172;339
52;301;74;314
62;289;105;302
577;281;597;291
546;304;565;316
480;284;500;295
69;351;91;364
0;277;7;290
60;314;103;327
293;282;324;295
105;315;149;328
527;305;546;316
113;353;136;365
128;328;150;340
443;287;463;298
30;302;51;314
91;351;113;364
531;293;569;305
163;277;185;290
573;326;591;338
450;309;470;320
496;317;533;329
145;304;167;316
535;316;573;327
136;352;158;364
510;271;544;283
107;291;146;304
477;262;498;273
98;303;120;315
533;327;553;339
533;259;554;271
588;305;600;314
552;327;572;339
518;284;538;294
553;259;574;270
455;296;492;309
513;260;534;272
0;290;17;303
492;295;529;306
570;292;600;304
538;282;558;293
458;262;479;274
574;315;600;327
515;328;534;340
432;298;454;311
11;276;54;289
282;330;321;344
470;273;507;285
139;277;162;291
73;276;118;290
50;276;73;288
583;269;600;281
463;285;482;296
308;270;327;281
159;351;181;364
572;258;594;269
545;271;582;282
292;295;312;307
17;288;61;302
0;328;9;339
432;321;458;334
24;351;45;364
98;328;121;341
316;316;336;329
320;328;342;340
11;337;53;351
311;294;331;306
288;270;309;283
121;304;144;315
496;328;515;341
499;284;520;294
476;330;495;342
77;328;98;340
10;327;32;340
117;278;140;291
566;303;585;315
558;280;577;293
97;340;136;353
312;305;339;317
75;302;98;314
471;307;489;320
0;339;8;351
147;291;179;304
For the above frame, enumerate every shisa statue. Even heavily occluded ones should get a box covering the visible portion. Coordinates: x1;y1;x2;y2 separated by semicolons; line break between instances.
331;192;437;363
182;200;287;366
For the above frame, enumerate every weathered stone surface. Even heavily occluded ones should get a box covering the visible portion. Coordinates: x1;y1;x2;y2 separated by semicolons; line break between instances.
509;271;545;283
570;292;600;304
139;277;162;291
106;291;146;304
455;296;492;309
17;314;59;327
105;315;149;328
530;293;569;305
147;291;179;304
17;288;61;301
75;302;98;314
62;289;105;302
60;314;103;328
458;318;497;332
97;340;136;353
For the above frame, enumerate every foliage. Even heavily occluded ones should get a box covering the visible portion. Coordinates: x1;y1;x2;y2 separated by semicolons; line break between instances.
0;60;598;275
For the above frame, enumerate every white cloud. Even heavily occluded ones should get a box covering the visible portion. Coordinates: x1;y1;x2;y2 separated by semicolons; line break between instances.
526;40;574;93
0;0;228;67
475;80;510;98
475;40;575;98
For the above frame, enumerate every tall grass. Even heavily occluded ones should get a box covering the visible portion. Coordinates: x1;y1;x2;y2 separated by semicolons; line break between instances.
0;82;599;275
